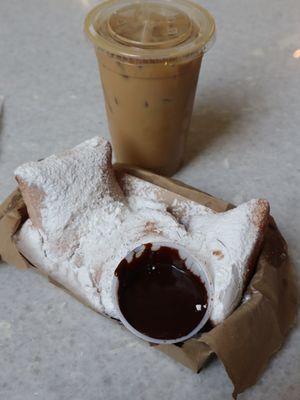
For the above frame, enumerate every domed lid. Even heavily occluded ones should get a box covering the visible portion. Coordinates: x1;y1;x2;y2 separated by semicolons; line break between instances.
107;3;193;49
85;0;215;63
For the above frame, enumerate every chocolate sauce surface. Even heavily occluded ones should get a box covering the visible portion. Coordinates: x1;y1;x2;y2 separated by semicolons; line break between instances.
115;244;208;340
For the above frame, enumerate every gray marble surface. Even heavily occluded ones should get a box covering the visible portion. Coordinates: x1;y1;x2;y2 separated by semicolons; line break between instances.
0;0;299;399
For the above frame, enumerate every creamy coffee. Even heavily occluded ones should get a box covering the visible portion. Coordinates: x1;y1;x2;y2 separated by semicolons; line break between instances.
85;0;215;175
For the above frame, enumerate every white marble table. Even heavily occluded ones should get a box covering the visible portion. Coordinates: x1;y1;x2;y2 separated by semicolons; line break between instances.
0;1;299;399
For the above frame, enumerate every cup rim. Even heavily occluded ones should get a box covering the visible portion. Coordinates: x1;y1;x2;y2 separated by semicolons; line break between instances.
112;241;214;344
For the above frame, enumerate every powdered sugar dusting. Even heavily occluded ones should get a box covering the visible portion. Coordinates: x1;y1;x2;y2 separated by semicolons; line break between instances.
15;137;125;258
187;200;265;323
15;136;269;326
119;174;215;227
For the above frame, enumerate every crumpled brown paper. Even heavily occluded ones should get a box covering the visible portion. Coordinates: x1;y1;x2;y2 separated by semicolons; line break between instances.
0;164;298;397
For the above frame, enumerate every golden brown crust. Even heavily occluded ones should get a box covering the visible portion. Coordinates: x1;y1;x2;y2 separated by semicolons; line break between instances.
251;199;270;230
244;199;270;288
15;176;44;232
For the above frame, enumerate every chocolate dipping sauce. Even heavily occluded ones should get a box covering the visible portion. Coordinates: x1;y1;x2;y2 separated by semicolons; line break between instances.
115;244;208;340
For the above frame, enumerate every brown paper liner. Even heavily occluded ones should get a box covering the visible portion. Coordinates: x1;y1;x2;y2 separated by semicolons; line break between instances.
0;164;298;397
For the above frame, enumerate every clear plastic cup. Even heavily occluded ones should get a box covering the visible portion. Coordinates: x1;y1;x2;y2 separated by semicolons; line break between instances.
85;0;215;176
112;242;213;344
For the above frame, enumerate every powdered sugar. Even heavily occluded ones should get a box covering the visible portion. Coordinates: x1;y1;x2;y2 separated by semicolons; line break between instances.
187;200;268;323
15;137;125;257
15;136;269;326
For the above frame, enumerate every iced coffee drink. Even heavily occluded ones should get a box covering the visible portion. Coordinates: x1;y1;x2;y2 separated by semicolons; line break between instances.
85;0;215;176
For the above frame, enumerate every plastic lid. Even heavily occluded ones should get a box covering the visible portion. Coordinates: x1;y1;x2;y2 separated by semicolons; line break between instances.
84;0;215;62
107;3;193;49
